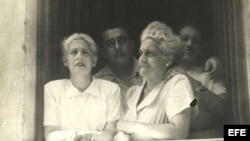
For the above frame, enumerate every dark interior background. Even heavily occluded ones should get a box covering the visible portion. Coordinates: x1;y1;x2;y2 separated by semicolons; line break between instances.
37;0;218;140
40;0;214;79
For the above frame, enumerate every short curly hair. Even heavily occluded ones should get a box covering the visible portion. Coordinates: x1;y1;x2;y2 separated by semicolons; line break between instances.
140;21;184;66
62;33;98;58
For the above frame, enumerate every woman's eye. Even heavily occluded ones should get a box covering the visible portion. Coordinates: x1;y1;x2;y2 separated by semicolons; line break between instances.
82;51;90;55
71;51;77;55
145;51;155;56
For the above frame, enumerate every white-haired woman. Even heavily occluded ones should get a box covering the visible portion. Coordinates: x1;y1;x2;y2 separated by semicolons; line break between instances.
43;33;122;141
113;21;197;141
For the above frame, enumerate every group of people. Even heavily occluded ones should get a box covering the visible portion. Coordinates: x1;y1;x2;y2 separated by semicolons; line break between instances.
43;20;227;141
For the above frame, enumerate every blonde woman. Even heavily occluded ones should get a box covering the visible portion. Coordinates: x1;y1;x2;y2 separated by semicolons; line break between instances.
43;33;122;141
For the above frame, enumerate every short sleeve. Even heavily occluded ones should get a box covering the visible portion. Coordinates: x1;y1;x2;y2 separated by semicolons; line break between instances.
165;74;196;121
43;83;58;126
106;85;122;122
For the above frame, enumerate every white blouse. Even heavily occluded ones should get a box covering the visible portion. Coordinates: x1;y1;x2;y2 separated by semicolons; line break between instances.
123;74;197;123
44;78;122;132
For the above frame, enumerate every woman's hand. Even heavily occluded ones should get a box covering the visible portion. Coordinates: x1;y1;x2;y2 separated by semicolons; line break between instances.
73;133;92;141
113;131;131;141
46;130;77;141
46;130;92;141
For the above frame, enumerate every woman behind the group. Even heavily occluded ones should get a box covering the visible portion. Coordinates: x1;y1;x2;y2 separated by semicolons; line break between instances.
43;33;122;141
179;23;227;138
113;21;197;141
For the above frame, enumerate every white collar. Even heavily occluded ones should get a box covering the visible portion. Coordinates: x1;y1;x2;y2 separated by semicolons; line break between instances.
65;77;100;98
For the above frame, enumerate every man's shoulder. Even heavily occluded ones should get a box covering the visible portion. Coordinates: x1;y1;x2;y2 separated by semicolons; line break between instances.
94;78;119;88
94;67;108;77
94;66;117;82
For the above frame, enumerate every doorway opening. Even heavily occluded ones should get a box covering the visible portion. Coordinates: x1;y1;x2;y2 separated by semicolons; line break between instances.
36;0;248;140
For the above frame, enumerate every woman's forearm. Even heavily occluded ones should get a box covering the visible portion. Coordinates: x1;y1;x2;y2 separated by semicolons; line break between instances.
131;122;187;140
91;130;114;141
118;120;176;140
46;130;77;141
118;108;191;140
91;121;117;141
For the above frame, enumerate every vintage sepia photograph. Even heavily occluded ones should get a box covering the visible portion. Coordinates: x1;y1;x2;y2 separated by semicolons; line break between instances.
0;0;250;141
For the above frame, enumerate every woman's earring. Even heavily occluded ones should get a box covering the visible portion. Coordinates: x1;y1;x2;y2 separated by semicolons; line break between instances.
166;63;169;67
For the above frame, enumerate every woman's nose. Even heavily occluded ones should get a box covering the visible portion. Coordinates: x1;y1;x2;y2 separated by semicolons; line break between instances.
139;54;146;64
77;52;83;60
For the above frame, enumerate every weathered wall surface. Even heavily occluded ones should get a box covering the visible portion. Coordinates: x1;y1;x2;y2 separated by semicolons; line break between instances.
0;0;37;140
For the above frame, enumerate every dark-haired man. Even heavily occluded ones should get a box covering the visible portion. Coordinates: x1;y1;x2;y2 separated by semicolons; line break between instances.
94;22;138;109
